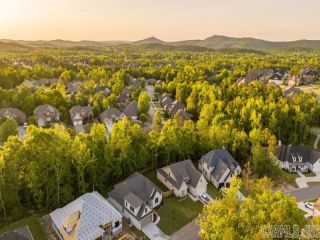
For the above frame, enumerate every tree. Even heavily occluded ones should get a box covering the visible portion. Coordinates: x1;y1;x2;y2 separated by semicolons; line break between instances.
0;119;18;141
138;92;150;115
198;177;306;240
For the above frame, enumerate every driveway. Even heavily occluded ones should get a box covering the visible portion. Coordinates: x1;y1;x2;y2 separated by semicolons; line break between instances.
295;171;320;188
17;126;26;140
297;202;313;218
74;125;85;133
286;186;320;202
170;219;200;240
142;223;169;240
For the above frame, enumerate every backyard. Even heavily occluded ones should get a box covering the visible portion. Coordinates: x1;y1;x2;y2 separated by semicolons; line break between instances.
0;216;47;240
143;169;205;235
157;196;203;235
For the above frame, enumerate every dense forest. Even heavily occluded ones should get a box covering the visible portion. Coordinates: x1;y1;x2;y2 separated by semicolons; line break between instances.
1;45;320;225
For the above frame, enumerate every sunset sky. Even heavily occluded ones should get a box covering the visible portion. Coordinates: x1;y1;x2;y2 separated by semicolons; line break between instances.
1;0;320;41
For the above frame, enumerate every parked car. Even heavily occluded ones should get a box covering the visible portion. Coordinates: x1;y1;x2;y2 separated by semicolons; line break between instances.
199;193;210;204
305;202;314;210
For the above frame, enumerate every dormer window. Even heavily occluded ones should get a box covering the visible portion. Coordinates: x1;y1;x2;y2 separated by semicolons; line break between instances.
145;208;148;213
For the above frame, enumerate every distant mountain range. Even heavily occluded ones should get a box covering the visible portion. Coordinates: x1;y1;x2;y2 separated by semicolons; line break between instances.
2;35;320;50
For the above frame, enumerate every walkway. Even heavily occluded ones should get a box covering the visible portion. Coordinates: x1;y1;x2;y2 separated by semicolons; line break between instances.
142;223;169;240
295;171;320;188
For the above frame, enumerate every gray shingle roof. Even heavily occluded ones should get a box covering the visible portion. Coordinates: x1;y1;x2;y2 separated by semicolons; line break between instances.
99;108;122;122
33;104;60;120
0;108;26;123
200;149;239;182
69;105;93;121
0;226;33;240
109;173;162;221
277;144;320;165
158;159;202;189
123;100;138;117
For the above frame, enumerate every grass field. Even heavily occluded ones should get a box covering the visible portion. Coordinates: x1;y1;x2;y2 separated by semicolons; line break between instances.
0;216;47;240
157;196;203;235
307;181;320;187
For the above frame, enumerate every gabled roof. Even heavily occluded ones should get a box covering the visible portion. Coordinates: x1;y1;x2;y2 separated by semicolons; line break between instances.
277;144;320;165
66;81;82;94
0;108;26;122
123;100;138;117
200;149;240;181
109;173;162;220
174;109;192;121
117;89;131;104
69;105;93;121
158;159;202;189
0;226;34;240
169;101;185;118
33;104;60;120
50;192;121;240
100;108;122;122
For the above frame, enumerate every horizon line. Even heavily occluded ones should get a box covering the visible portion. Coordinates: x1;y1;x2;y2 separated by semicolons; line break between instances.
0;35;316;43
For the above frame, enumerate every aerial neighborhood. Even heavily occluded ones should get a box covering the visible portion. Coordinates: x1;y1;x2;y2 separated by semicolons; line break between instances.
2;36;320;240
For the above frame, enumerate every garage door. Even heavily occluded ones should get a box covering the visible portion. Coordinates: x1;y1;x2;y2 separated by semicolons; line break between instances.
140;213;153;229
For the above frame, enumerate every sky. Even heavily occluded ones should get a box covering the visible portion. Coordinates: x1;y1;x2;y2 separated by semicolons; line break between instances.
0;0;320;41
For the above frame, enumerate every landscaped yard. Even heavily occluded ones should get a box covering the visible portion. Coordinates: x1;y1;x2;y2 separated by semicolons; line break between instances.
307;181;320;187
207;183;222;199
157;196;203;235
304;171;317;177
0;216;47;240
143;169;205;235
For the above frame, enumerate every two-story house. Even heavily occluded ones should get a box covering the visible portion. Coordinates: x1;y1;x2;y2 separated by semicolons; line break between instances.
108;173;163;230
198;149;241;189
157;159;207;198
277;144;320;173
33;104;60;127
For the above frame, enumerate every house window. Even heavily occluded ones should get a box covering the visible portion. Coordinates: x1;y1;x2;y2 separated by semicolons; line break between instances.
125;202;127;207
145;208;148;213
155;197;159;204
115;221;120;228
130;206;135;212
207;165;209;170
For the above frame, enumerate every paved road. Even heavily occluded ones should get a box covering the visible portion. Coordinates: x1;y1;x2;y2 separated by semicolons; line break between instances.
286;186;320;202
142;222;169;240
170;219;200;240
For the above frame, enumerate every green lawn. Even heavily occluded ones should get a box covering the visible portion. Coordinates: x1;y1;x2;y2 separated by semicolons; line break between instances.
307;181;320;187
143;169;168;191
207;183;222;199
304;171;317;177
279;171;299;188
0;216;47;240
157;196;203;235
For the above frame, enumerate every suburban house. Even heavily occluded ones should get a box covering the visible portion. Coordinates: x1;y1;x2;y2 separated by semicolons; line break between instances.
0;226;34;240
198;149;241;189
117;89;131;107
298;67;319;85
33;104;60;127
167;101;187;119
0;107;26;124
95;85;111;96
99;108;123;132
129;77;141;88
174;109;192;121
159;93;172;108
66;81;82;96
157;159;207;198
122;100;138;120
108;173;163;230
277;144;320;173
50;192;122;240
69;105;93;126
236;69;273;85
